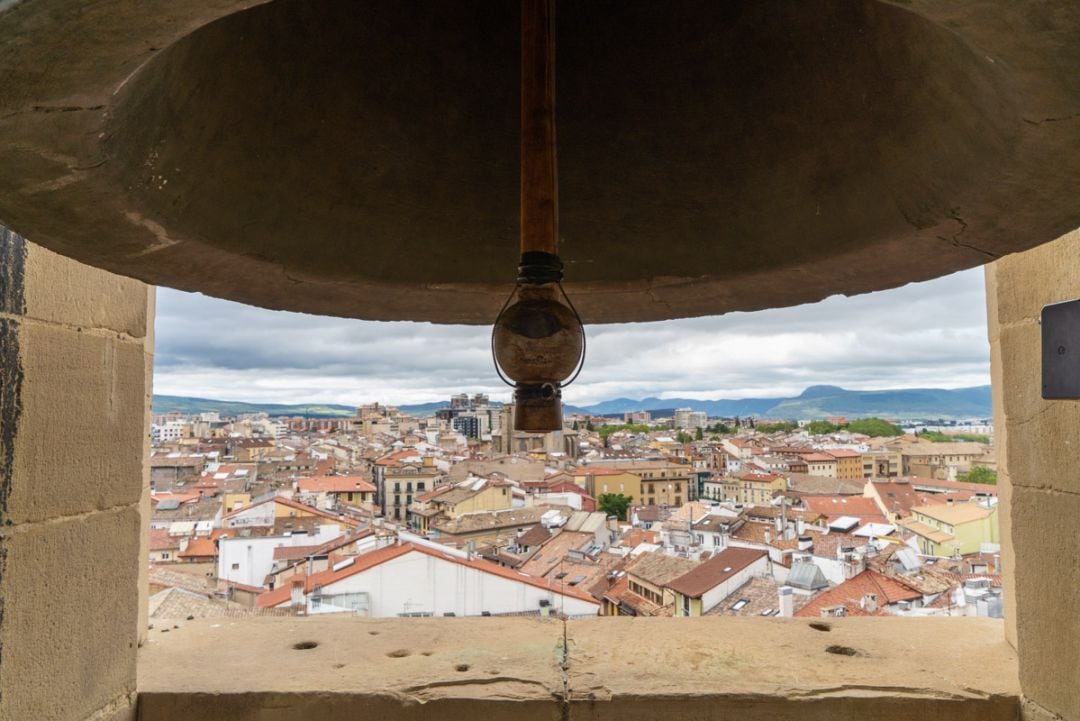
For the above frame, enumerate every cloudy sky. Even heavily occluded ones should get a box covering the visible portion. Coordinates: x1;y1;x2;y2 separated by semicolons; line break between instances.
153;267;990;408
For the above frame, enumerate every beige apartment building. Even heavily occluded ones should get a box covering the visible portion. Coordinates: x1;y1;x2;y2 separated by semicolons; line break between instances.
575;469;643;503
721;472;787;506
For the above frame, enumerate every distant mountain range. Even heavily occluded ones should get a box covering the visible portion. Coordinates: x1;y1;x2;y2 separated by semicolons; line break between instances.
152;395;357;418
153;385;992;421
572;385;992;420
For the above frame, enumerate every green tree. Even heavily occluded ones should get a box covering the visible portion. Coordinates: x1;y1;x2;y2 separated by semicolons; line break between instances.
807;420;838;435
599;422;652;441
676;430;694;444
919;429;991;444
598;493;633;520
694;427;704;441
846;417;904;437
958;466;997;484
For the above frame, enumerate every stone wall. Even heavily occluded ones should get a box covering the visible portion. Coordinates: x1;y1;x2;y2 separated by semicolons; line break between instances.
987;227;1080;721
0;229;152;721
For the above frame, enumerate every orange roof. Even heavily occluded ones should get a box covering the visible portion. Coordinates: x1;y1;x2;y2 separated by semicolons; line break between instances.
414;484;453;502
795;569;921;617
151;492;200;506
803;453;837;463
666;548;767;598
222;495;358;526
257;542;600;609
826;449;862;458
149;528;179;551
373;449;422;466
801;495;888;523
297;475;376;494
177;537;218;559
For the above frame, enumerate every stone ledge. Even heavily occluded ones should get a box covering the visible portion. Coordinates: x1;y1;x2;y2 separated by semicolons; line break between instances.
138;616;1019;721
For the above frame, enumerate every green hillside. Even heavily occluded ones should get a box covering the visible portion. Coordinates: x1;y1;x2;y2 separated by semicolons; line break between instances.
152;395;355;418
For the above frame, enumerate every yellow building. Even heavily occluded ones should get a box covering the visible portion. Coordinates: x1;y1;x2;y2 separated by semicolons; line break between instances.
721;472;787;505
827;450;864;480
574;469;642;503
586;461;692;506
221;492;251;514
860;450;902;478
902;500;999;556
408;476;514;534
436;479;513;518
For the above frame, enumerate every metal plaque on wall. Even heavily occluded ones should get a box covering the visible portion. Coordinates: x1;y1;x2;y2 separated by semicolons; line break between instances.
1042;298;1080;399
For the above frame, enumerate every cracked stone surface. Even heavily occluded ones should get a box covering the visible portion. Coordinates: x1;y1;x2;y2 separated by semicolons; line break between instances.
138;616;1019;720
1;0;1079;323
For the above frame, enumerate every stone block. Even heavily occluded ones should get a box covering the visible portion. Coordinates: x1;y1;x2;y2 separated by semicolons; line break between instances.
986;300;1016;649
0;506;141;721
23;240;149;338
1012;486;1080;721
992;228;1080;327
139;616;1019;721
1021;697;1068;721
7;323;147;525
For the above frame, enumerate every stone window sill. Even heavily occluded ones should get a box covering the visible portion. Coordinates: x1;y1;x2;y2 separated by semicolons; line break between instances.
138;616;1019;720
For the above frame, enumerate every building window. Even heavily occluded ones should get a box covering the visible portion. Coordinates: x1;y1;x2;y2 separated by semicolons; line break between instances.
231;563;240;570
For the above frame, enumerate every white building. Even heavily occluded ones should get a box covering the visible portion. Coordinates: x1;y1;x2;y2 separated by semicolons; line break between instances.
674;408;708;430
257;541;600;617
217;524;345;588
152;420;186;444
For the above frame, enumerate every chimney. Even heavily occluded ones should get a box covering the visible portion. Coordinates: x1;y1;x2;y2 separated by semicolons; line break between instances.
764;530;772;545
290;577;306;608
797;536;813;552
778;586;794;618
861;593;877;613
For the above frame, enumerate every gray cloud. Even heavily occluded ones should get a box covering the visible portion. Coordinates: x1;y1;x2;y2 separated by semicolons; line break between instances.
153;267;989;407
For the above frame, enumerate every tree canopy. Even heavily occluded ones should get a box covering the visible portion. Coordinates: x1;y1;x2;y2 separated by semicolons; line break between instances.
598;422;652;441
806;420;839;435
598;493;634;520
845;417;904;437
958;466;997;484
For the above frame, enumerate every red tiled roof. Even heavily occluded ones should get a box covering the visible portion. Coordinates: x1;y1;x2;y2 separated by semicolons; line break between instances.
297;475;376;494
222;495;358;526
795;569;922;617
151;493;200;506
256;542;600;609
178;537;218;559
666;548;767;598
149;528;180;551
272;544;323;561
414;484;453;502
826;449;861;458
801;495;888;523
